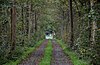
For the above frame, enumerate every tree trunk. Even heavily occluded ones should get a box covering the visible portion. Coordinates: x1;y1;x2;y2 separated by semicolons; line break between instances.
34;11;37;32
90;0;97;64
28;4;32;40
91;0;97;45
69;0;74;48
21;5;25;46
10;0;16;52
88;0;92;47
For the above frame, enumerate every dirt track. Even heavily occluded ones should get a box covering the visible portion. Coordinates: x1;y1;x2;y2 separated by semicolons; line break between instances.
19;40;48;65
51;40;73;65
19;40;73;65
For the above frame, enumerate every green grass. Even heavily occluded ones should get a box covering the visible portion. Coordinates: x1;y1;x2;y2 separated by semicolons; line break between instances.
39;40;53;65
57;40;90;65
4;40;44;65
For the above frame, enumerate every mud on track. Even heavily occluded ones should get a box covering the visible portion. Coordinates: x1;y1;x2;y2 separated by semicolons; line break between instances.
51;40;73;65
19;40;48;65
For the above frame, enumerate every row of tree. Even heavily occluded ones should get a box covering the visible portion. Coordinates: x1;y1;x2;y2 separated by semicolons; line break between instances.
58;0;100;65
0;0;64;64
0;0;47;64
0;0;100;65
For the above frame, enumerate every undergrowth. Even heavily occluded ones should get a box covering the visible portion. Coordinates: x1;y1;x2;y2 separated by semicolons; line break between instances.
57;39;90;65
4;40;44;65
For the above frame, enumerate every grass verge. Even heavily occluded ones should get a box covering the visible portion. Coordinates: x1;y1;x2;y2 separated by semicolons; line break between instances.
39;40;53;65
4;40;44;65
57;39;90;65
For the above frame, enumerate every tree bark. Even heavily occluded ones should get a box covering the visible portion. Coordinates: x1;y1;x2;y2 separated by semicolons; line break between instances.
28;4;32;40
69;0;74;48
10;0;16;52
34;11;37;32
90;0;97;64
88;0;92;47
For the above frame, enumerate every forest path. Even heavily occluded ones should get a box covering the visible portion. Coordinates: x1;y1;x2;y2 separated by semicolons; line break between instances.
19;40;48;65
19;39;73;65
51;40;73;65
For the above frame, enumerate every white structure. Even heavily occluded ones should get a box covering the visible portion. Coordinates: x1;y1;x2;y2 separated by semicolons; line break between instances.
45;30;55;39
45;34;53;39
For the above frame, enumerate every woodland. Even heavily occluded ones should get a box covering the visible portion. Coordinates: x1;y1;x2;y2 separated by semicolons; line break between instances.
0;0;100;65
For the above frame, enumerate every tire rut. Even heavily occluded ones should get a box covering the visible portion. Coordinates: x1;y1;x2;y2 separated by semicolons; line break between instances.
51;40;73;65
19;40;48;65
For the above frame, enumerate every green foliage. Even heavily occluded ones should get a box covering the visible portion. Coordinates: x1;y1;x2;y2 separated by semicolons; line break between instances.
57;39;90;65
4;40;44;65
0;0;100;65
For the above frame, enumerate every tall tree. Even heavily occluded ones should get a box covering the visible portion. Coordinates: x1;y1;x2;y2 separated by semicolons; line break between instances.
10;0;16;51
28;3;32;40
10;0;16;55
90;0;97;64
34;10;37;32
90;0;97;47
69;0;74;48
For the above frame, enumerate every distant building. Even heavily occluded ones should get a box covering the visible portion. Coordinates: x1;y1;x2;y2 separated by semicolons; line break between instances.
45;30;54;39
